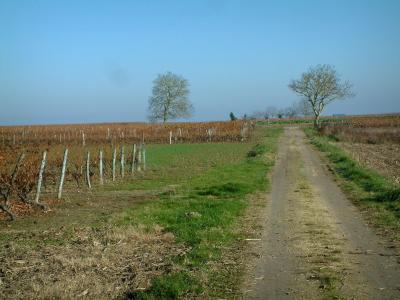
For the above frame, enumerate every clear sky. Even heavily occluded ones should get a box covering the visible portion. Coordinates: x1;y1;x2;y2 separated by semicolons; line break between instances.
1;0;399;125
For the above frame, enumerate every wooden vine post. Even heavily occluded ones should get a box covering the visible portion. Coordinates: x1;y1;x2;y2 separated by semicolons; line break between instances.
137;144;142;171
99;149;104;185
131;144;136;174
35;151;47;204
82;131;86;147
112;147;117;181
57;148;68;199
142;144;146;171
86;151;91;188
120;145;125;178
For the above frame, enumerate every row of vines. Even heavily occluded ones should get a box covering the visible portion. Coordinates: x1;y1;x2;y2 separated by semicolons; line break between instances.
319;114;400;144
0;143;145;220
0;120;251;147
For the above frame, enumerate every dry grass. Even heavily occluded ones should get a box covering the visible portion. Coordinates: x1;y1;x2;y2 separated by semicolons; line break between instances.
0;225;188;299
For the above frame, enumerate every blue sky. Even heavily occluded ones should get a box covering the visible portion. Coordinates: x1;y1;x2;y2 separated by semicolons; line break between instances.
1;0;399;125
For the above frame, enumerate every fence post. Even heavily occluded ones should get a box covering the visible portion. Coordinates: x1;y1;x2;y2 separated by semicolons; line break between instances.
86;151;91;188
99;149;104;185
112;147;117;181
137;144;142;171
131;144;136;174
169;131;172;144
57;148;68;199
120;145;125;178
207;128;213;142
35;151;47;204
142;143;146;171
82;131;86;147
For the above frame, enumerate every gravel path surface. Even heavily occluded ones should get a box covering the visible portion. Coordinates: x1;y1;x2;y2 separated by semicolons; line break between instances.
244;127;400;299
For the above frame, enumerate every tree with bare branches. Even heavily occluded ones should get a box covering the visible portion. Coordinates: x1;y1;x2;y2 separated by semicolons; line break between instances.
289;64;354;128
148;72;193;123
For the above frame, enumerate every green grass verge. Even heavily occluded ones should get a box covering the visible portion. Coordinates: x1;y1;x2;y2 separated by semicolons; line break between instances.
116;127;283;299
304;128;400;237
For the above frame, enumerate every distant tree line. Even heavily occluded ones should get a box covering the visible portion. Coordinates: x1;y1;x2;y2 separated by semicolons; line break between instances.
239;98;314;121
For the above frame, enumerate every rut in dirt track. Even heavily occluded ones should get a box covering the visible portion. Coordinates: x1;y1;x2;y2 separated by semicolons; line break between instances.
244;127;400;299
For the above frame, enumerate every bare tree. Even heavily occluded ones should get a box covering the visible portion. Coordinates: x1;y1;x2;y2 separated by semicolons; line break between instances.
289;64;354;128
148;72;193;123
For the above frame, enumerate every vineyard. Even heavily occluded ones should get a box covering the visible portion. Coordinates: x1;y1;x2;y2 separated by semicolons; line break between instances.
0;120;249;146
0;120;252;220
319;114;400;144
310;114;400;187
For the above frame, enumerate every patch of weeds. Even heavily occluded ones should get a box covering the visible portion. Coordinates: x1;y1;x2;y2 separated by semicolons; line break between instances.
373;188;400;203
308;270;341;299
247;143;267;157
196;182;249;197
129;271;202;300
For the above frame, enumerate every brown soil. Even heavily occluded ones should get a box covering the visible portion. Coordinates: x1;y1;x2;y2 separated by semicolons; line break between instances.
338;141;400;185
243;127;400;299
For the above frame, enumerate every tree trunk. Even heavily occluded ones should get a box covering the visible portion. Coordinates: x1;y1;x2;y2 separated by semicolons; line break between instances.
314;114;321;129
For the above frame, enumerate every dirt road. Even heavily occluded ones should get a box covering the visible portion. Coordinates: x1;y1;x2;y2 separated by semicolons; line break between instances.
244;127;400;299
